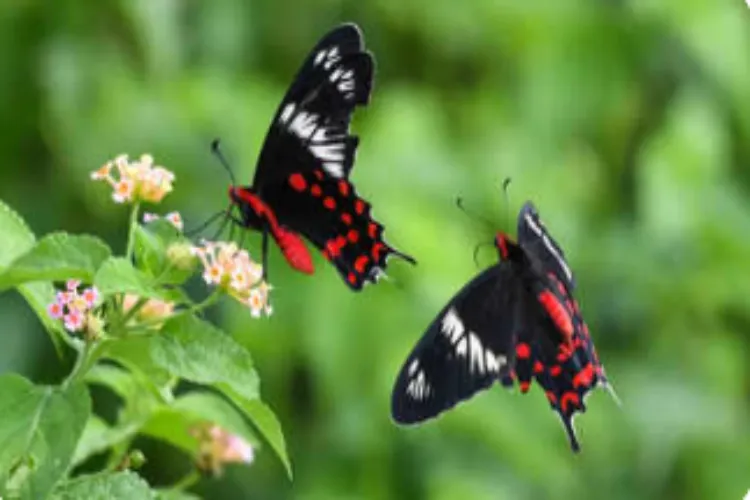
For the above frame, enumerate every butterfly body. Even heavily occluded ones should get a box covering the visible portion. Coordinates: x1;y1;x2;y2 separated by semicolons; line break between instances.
392;202;613;452
226;23;414;290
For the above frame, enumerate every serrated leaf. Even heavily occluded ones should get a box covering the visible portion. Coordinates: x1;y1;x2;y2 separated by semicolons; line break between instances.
51;471;154;500
223;391;292;479
152;316;260;401
141;390;259;457
0;198;35;269
0;233;111;290
94;257;164;300
0;374;91;499
17;281;70;354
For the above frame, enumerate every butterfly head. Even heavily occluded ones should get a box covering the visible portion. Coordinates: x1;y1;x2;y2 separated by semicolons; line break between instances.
495;232;521;262
228;186;270;230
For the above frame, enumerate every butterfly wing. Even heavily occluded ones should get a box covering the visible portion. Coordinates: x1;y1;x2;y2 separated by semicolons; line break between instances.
261;171;414;289
253;23;373;188
517;201;576;290
391;265;522;423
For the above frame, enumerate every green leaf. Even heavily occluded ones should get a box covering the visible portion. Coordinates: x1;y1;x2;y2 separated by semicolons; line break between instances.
152;316;260;401
94;257;164;300
0;374;91;499
0;198;35;269
51;471;154;500
223;392;292;479
134;220;193;285
151;316;290;475
0;233;111;290
141;390;259;457
72;415;134;467
16;281;70;354
101;337;173;389
155;491;201;500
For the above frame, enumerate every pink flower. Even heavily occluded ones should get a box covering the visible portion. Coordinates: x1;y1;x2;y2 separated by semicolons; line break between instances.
64;310;83;332
47;302;63;319
81;287;99;308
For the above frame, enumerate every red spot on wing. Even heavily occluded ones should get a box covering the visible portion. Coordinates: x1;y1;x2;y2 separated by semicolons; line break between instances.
313;169;324;180
560;392;580;413
311;185;322;197
338;180;350;197
368;223;379;239
550;365;562;377
288;173;307;192
533;361;544;374
371;242;385;261
347;229;359;244
519;381;530;393
573;363;595;389
323;197;336;210
355;199;366;215
354;255;369;274
341;213;353;225
545;391;558;404
516;343;531;360
538;290;574;342
347;272;358;285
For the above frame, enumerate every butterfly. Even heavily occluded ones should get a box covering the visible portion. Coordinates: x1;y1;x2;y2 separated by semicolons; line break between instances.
223;23;415;290
390;200;616;451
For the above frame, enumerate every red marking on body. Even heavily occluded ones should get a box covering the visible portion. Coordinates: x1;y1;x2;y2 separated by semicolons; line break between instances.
545;391;558;404
495;234;509;260
354;255;369;274
288;173;307;192
347;229;359;244
311;184;322;197
557;344;573;363
573;363;595;389
560;392;580;413
565;299;575;315
368;222;378;239
355;199;366;215
313;169;324;180
371;242;385;261
515;343;530;360
341;213;352;225
557;280;567;295
326;239;343;258
533;361;544;374
323;197;336;210
538;290;574;342
347;272;358;285
572;300;580;314
273;227;314;274
338;180;350;197
519;381;530;393
550;365;562;377
583;324;590;337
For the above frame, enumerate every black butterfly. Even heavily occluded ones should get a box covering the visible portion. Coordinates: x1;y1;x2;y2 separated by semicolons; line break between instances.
223;23;414;290
391;201;615;451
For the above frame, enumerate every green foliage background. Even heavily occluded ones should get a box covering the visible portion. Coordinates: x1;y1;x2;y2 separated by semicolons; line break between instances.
1;1;749;499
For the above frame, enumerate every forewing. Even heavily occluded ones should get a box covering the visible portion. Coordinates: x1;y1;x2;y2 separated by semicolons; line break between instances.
253;23;373;187
517;201;576;290
261;170;414;290
391;265;521;424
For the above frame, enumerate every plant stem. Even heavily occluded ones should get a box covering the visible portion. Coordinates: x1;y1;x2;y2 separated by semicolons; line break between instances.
62;339;103;388
125;202;141;261
171;469;201;491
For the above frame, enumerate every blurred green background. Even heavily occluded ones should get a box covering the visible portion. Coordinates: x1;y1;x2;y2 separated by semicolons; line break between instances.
1;1;749;499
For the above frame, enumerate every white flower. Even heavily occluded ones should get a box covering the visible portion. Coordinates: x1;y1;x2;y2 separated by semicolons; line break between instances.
191;240;272;317
91;154;175;204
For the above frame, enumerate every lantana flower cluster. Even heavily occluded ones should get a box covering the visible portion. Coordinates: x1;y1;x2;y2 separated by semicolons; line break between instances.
47;280;101;334
91;154;175;204
143;211;184;231
122;294;175;329
191;241;272;317
191;423;255;475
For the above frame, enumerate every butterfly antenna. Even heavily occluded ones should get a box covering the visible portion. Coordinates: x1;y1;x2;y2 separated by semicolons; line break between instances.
211;138;237;186
502;177;512;231
455;196;495;230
